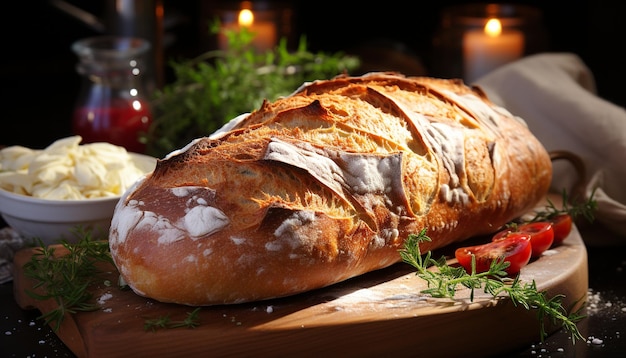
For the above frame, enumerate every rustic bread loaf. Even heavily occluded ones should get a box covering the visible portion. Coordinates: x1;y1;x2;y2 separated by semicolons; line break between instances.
109;72;552;306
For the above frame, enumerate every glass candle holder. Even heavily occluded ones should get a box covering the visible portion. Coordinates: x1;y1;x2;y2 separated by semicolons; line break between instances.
430;3;548;83
205;1;295;52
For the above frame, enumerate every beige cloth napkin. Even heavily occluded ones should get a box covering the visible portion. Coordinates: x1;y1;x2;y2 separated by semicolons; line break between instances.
475;52;626;243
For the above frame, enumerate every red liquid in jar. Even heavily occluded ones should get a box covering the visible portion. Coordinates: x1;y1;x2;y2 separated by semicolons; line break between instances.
72;99;152;153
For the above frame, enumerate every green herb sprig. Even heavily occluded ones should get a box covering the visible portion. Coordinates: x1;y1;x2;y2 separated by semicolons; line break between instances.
145;22;360;158
23;230;114;332
143;307;202;332
528;187;598;224
399;229;585;344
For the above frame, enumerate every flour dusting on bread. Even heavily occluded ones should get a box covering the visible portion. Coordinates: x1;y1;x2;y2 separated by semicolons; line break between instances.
109;72;552;306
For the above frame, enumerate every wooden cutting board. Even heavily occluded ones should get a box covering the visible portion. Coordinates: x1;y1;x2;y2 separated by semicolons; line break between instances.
12;221;588;358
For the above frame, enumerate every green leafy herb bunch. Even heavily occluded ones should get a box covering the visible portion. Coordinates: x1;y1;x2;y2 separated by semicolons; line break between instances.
144;22;360;157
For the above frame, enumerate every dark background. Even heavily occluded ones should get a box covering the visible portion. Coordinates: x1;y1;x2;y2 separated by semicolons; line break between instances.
2;0;625;150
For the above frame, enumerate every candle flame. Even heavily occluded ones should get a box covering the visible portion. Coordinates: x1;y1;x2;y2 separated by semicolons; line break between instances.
484;18;502;37
238;9;254;27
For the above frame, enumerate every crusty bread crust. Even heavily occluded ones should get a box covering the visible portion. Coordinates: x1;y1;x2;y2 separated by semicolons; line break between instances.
109;72;552;306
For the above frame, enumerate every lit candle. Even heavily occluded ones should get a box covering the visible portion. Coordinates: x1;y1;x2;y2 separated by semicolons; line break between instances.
218;7;277;52
463;18;524;83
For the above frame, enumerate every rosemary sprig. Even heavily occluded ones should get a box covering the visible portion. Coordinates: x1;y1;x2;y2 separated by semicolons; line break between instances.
23;231;203;332
23;230;114;332
143;307;202;332
399;229;585;343
528;187;598;223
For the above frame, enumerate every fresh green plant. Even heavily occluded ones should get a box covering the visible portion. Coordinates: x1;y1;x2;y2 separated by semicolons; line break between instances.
399;229;586;344
527;187;597;223
144;23;360;157
23;233;201;332
399;192;598;344
23;231;114;332
143;308;202;332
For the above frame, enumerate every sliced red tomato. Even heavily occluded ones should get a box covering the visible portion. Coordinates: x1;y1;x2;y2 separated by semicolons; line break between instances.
455;234;532;276
493;222;554;258
550;214;573;246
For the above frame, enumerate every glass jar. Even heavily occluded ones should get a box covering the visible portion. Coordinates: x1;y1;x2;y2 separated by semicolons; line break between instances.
71;36;153;153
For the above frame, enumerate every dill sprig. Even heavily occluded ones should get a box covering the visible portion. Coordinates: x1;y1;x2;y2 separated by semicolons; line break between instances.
399;229;585;343
23;230;114;332
143;307;202;332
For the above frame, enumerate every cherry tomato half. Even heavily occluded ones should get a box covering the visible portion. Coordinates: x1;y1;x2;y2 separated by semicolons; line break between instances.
455;234;532;276
493;222;554;258
550;214;573;246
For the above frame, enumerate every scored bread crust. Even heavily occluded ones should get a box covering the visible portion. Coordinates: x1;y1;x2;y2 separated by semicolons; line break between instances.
109;72;552;306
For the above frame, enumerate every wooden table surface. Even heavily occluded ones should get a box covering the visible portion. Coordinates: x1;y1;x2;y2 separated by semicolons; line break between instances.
10;223;589;358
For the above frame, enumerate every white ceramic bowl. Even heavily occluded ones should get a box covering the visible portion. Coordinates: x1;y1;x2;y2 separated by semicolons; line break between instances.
0;153;156;245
